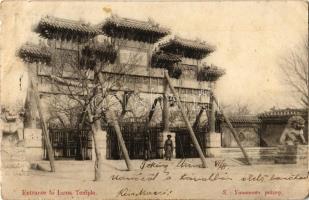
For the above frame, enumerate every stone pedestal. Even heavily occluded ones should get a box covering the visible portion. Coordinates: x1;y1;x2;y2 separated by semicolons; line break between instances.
92;130;107;161
205;132;222;157
24;128;43;161
161;131;176;158
275;145;308;165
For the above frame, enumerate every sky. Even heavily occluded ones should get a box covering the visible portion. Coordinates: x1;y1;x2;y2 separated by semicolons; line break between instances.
0;1;307;113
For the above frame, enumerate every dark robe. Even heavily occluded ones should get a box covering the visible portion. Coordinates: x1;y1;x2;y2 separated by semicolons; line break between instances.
164;138;173;160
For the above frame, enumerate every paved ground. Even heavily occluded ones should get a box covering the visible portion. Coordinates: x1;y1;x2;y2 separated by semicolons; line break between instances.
1;158;308;200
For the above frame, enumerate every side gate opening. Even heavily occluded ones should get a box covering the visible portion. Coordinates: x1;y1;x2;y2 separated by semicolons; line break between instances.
174;127;207;158
44;128;92;160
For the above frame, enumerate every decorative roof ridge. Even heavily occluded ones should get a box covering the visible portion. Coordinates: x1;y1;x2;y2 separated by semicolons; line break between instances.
102;14;170;34
202;63;224;69
20;42;50;49
43;15;91;26
174;35;207;45
259;108;307;118
35;15;101;38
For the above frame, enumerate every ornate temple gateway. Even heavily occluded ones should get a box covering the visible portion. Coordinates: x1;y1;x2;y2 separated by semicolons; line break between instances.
18;15;225;161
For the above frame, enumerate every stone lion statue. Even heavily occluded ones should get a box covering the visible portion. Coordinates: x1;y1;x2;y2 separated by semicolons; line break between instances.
1;108;24;145
279;116;307;145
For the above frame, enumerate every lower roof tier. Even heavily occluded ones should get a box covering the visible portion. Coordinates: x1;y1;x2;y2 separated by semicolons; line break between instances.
159;36;215;59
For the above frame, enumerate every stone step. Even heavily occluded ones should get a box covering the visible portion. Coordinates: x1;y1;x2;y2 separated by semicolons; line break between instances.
2;161;30;169
2;152;26;158
2;153;26;161
3;169;29;176
1;150;26;156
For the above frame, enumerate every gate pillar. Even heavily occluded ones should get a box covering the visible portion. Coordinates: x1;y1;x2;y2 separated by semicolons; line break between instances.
206;86;221;157
24;128;43;161
205;132;221;157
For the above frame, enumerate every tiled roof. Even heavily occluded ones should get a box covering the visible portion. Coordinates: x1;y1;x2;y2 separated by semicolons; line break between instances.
152;51;182;63
259;108;307;118
198;64;225;82
101;15;170;35
99;15;170;43
35;16;100;39
18;43;51;63
81;43;117;65
150;51;182;78
159;36;215;54
221;115;261;124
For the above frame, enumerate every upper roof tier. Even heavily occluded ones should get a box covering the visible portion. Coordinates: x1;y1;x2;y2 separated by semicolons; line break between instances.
34;16;100;41
159;36;215;59
99;15;170;43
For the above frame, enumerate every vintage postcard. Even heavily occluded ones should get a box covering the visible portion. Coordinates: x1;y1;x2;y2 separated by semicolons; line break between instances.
0;1;308;199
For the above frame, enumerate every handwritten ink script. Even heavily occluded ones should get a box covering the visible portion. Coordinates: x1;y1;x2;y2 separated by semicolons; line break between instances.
116;188;173;197
109;159;308;197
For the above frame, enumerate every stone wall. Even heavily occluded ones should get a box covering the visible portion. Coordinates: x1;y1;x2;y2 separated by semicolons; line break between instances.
275;145;307;165
221;124;260;148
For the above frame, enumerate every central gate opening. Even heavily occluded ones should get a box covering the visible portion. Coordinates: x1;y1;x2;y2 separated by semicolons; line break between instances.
106;122;162;159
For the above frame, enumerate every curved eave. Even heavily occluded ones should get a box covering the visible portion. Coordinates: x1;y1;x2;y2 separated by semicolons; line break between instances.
198;66;225;82
80;45;117;69
18;44;51;64
34;16;100;41
159;40;215;59
151;52;181;68
259;109;307;119
153;53;181;62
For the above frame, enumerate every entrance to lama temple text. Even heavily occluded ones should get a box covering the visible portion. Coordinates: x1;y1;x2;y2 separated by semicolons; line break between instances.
43;128;92;160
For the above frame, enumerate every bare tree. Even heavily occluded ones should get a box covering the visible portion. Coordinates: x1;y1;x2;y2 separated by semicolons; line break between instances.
280;39;308;107
45;37;143;180
220;101;251;116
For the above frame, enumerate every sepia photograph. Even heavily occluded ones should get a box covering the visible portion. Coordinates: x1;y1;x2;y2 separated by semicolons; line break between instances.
0;1;308;199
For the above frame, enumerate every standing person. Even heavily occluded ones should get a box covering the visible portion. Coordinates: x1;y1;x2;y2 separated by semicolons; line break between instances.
164;134;173;160
144;133;152;160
